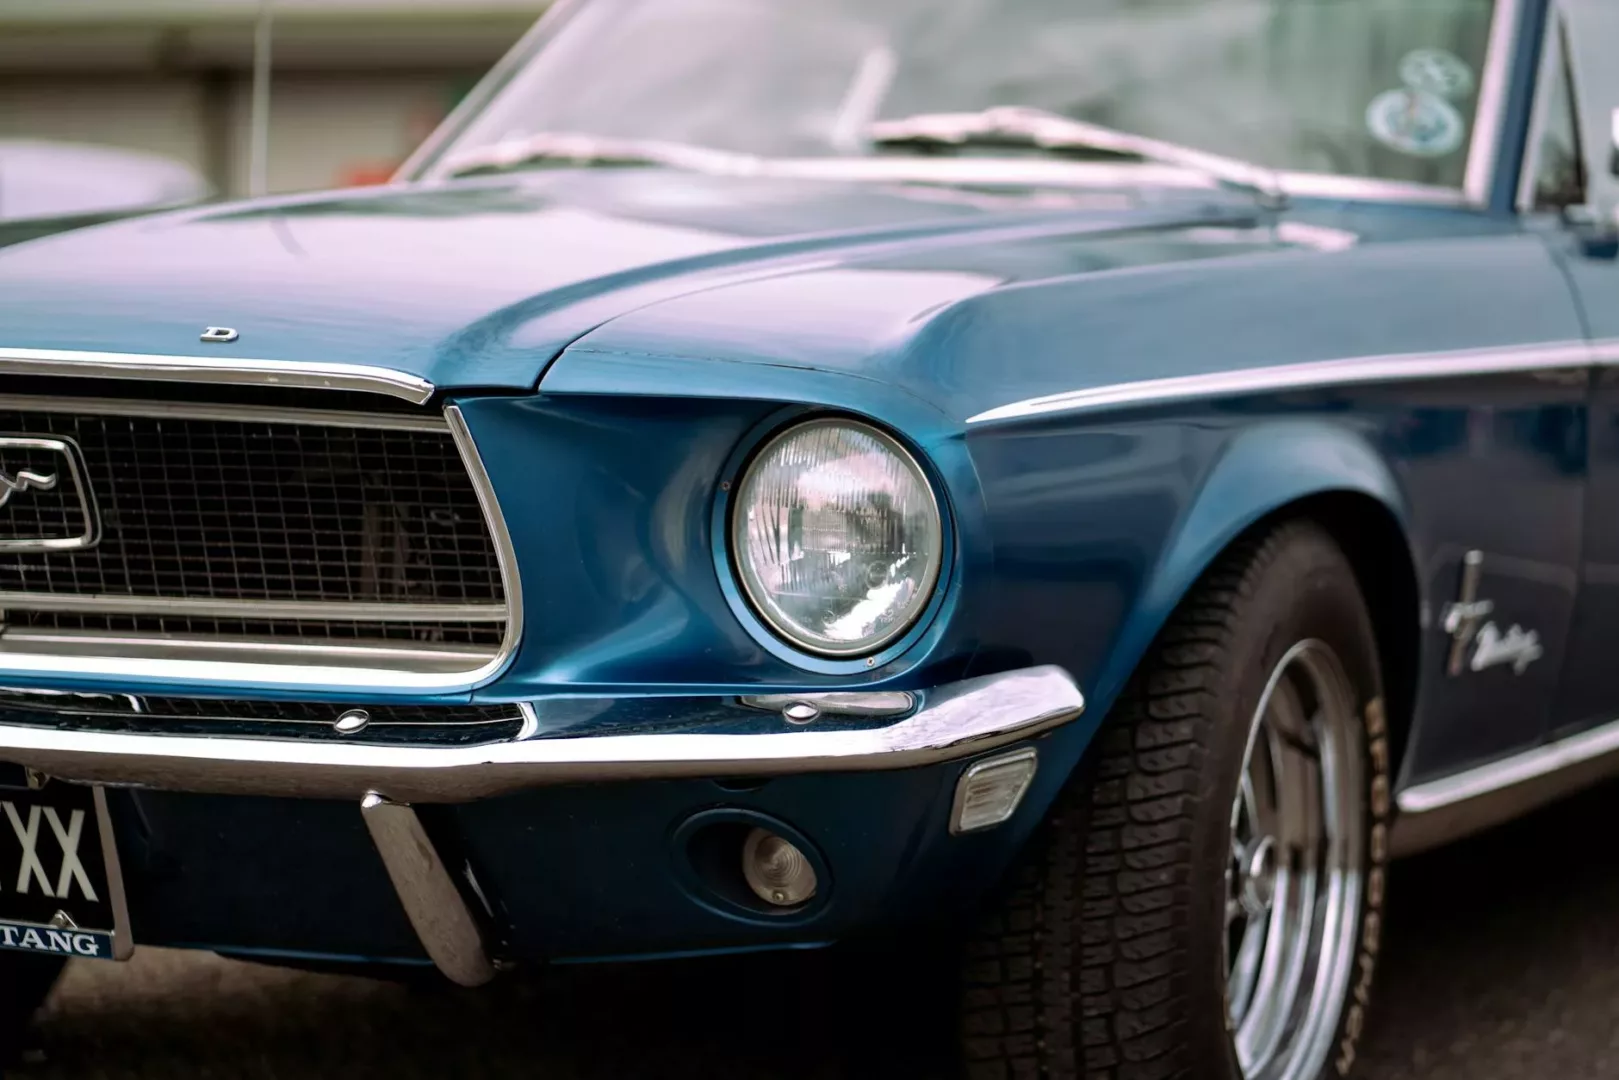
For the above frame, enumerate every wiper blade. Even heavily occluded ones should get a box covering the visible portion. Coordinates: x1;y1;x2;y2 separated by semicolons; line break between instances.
441;132;761;178
869;106;1286;208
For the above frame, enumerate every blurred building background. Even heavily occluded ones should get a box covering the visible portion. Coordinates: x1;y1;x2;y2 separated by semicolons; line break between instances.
0;0;545;197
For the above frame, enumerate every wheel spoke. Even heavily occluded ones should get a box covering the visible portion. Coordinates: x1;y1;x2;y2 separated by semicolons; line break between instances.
1227;911;1267;1026
1265;672;1319;757
1245;731;1280;844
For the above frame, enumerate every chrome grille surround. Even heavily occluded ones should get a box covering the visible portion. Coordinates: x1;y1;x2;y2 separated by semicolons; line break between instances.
0;379;520;693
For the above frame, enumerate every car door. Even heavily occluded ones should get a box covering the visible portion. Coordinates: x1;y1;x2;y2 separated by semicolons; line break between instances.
1535;0;1619;736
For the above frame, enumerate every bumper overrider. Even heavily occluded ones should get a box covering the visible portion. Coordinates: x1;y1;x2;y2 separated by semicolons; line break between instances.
0;666;1083;985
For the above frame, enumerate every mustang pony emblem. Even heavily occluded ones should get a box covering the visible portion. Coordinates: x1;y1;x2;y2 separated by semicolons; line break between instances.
0;469;57;510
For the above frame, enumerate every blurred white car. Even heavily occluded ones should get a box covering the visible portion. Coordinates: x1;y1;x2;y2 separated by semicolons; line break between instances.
0;140;211;247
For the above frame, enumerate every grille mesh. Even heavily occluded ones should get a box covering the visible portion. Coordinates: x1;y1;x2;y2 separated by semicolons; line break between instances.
0;406;505;645
132;698;520;726
0;689;526;746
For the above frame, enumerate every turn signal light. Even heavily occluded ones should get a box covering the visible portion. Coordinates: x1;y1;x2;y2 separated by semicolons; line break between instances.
951;748;1039;833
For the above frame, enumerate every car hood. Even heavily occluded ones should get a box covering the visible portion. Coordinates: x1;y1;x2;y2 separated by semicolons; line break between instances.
0;169;1286;396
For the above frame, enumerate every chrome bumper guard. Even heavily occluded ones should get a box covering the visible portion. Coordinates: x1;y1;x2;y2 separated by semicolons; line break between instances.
0;666;1082;985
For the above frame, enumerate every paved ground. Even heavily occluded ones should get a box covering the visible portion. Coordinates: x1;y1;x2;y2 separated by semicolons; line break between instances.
15;781;1619;1079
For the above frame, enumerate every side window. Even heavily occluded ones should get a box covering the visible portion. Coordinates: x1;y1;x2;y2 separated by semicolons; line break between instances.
1531;22;1588;210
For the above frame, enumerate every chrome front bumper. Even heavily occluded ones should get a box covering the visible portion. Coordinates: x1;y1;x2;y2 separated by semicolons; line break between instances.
0;666;1085;802
11;666;1082;987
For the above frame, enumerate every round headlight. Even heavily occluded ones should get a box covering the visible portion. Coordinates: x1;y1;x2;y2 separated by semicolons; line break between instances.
731;419;942;657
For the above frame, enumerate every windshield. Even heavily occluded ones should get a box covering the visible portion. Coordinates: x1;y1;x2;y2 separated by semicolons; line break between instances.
419;0;1498;191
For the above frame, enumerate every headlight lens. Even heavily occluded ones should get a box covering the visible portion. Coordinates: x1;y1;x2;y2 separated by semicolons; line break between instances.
731;419;942;656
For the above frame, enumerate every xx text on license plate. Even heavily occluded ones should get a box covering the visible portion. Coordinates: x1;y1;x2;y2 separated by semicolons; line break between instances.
0;778;128;961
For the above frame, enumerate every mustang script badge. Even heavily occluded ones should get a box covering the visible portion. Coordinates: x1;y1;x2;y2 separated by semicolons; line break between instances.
1469;622;1544;675
1440;549;1544;676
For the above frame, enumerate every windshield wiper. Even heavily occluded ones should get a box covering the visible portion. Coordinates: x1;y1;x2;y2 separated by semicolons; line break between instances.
441;132;761;179
869;106;1287;209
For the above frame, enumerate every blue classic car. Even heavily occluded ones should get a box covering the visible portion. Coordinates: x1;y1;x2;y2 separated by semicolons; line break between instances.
0;0;1612;1075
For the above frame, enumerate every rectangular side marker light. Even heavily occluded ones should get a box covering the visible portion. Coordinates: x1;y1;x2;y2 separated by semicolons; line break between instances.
950;748;1039;834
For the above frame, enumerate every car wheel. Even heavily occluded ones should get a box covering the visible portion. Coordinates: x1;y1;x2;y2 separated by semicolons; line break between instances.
0;952;63;1063
961;520;1391;1080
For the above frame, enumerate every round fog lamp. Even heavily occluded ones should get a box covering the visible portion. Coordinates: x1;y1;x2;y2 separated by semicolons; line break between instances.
741;827;817;907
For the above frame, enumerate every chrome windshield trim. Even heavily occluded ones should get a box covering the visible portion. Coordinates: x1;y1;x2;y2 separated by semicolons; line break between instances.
0;593;508;623
0;666;1084;802
0;348;435;405
1515;1;1564;213
429;155;1474;207
967;339;1595;425
0;395;448;433
1392;714;1619;856
1465;0;1526;207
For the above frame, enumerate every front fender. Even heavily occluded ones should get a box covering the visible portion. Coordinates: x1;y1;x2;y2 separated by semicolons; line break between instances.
967;414;1412;833
1116;418;1411;707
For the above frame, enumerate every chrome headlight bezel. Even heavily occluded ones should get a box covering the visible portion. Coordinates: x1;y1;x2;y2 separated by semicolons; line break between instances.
726;416;945;661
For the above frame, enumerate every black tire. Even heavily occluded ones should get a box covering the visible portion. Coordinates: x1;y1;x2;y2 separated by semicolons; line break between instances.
961;520;1392;1080
0;952;63;1066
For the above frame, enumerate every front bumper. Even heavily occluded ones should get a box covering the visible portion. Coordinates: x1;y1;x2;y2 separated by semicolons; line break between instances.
0;666;1085;984
0;667;1083;802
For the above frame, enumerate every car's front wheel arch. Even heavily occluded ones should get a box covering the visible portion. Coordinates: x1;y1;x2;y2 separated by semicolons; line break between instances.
961;516;1396;1079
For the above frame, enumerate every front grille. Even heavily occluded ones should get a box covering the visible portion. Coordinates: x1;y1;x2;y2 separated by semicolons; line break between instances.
0;401;507;652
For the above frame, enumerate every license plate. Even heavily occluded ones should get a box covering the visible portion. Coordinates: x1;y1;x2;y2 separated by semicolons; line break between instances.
0;778;128;961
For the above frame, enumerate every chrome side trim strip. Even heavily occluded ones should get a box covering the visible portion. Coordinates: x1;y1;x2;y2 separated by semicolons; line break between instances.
0;348;435;406
360;793;495;987
0;394;448;433
1464;0;1524;206
1391;717;1619;857
966;339;1595;425
0;666;1083;802
0;593;507;623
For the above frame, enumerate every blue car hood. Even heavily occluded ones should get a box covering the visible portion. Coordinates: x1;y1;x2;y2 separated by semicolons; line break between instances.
0;169;1265;394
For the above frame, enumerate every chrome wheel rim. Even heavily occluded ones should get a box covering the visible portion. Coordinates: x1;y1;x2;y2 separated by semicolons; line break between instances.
1225;640;1365;1080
